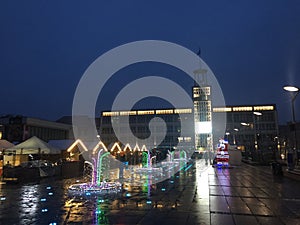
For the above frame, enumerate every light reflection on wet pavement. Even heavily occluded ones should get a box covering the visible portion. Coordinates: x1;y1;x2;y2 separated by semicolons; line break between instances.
0;160;204;225
1;160;300;225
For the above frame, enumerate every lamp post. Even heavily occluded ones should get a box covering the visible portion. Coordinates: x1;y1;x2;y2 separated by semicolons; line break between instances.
283;85;299;167
225;132;230;141
233;128;239;145
253;112;262;151
240;111;262;162
284;86;299;123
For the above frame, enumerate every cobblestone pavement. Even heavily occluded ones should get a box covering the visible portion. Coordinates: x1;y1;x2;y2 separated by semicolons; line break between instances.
1;160;300;225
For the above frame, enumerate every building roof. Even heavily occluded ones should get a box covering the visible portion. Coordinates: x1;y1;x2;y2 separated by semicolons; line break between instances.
5;136;60;154
0;139;14;150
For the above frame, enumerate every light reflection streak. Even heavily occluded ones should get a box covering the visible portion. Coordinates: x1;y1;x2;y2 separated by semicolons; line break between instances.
18;185;40;223
195;160;209;199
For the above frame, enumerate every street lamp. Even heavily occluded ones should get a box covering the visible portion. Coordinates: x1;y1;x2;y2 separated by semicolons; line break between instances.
225;132;230;140
253;112;262;151
283;85;299;166
233;128;239;145
241;122;250;126
253;111;262;116
283;85;299;123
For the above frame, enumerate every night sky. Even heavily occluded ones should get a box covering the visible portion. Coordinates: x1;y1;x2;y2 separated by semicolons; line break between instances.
0;1;300;124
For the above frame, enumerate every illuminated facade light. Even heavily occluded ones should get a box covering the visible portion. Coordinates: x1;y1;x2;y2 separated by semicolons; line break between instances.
195;121;212;134
174;108;192;114
102;108;192;117
156;109;174;114
232;106;253;111
120;111;137;116
253;106;274;111
213;105;275;113
184;137;192;142
100;108;194;150
137;110;155;115
102;112;119;117
213;107;232;112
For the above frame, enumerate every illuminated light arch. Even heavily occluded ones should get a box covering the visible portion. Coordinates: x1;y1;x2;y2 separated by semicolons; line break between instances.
123;143;132;152
141;145;147;152
133;143;140;152
92;141;108;155
67;139;89;154
110;142;122;153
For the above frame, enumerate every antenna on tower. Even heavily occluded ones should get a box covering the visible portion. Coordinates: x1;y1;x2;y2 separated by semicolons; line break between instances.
193;47;207;86
197;47;201;57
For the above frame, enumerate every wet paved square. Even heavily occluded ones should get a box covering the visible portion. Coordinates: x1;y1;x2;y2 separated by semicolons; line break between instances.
1;160;300;224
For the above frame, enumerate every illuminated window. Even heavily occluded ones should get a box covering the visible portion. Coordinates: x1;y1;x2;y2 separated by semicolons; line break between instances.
102;111;119;116
232;106;253;112
213;107;232;112
193;87;200;98
193;87;210;98
156;109;174;114
137;110;155;115
174;108;192;114
253;106;274;111
120;111;137;116
184;137;192;142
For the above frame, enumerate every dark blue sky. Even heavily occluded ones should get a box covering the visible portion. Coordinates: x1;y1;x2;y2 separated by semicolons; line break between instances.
0;1;300;124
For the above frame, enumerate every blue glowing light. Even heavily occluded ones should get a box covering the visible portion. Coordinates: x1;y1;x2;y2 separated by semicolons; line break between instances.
184;164;193;171
146;200;152;204
40;198;47;202
0;197;6;201
125;193;131;197
170;180;174;184
85;192;91;196
161;188;166;191
48;192;53;196
46;186;51;190
42;208;48;212
49;223;57;225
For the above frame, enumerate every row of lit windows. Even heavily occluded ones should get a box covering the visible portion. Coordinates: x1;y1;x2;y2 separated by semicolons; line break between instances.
104;105;274;117
102;108;192;117
194;101;211;107
193;87;211;98
213;105;275;112
178;136;192;142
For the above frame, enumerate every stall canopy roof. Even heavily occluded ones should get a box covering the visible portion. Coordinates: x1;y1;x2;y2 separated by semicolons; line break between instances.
0;139;14;150
5;136;60;155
